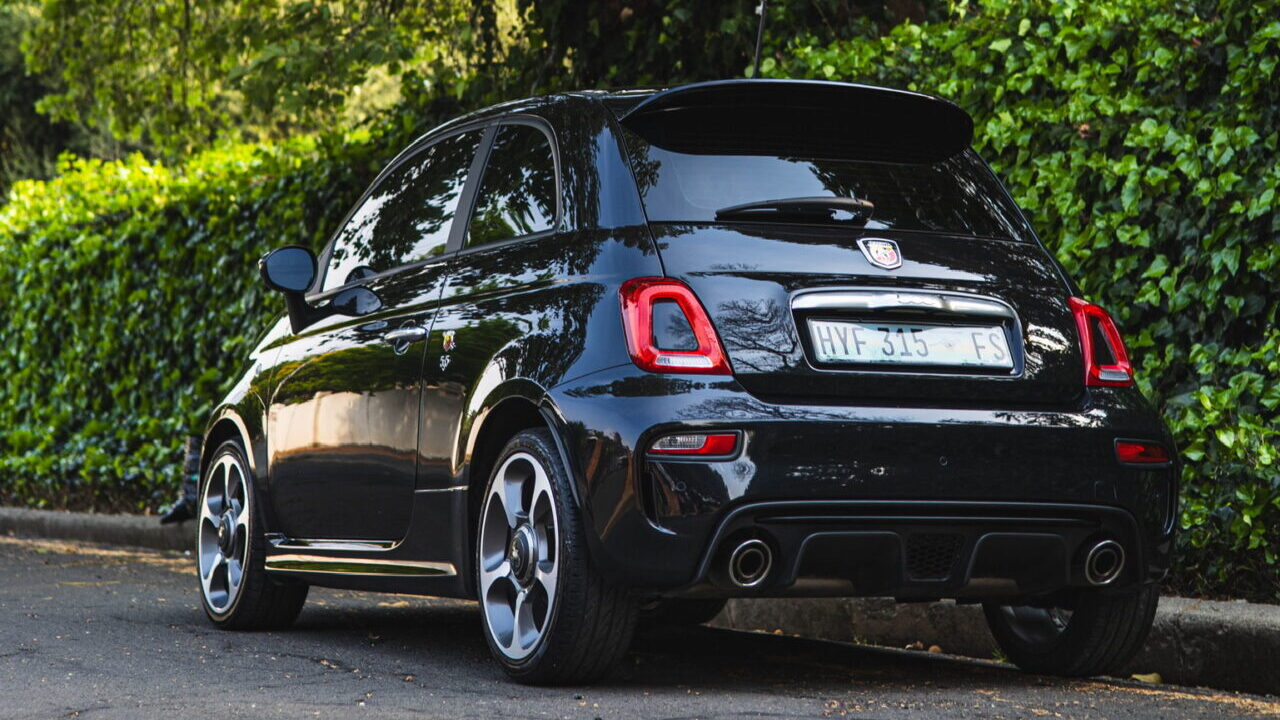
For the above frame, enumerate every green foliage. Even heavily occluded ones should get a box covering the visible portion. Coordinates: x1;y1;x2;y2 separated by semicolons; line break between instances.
476;0;940;95
22;0;473;154
780;0;1279;600
16;0;928;158
0;2;121;194
0;132;385;511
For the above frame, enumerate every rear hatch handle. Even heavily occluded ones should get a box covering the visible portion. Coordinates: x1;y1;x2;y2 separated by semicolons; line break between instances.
792;289;1014;319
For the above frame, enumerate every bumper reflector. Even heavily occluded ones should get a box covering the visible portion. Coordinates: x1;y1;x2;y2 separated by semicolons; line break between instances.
1115;440;1171;465
650;432;739;456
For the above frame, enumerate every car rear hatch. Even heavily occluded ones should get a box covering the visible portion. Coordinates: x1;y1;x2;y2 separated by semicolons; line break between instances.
613;80;1083;406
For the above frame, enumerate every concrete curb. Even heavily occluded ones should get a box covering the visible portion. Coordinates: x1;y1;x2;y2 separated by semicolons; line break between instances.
3;507;1276;696
714;596;1280;697
0;507;193;553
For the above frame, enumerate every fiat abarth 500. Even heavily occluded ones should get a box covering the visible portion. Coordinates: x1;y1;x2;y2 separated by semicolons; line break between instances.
195;79;1177;684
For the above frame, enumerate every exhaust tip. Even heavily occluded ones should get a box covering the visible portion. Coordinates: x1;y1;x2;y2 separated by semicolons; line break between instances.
1084;539;1125;586
728;538;772;588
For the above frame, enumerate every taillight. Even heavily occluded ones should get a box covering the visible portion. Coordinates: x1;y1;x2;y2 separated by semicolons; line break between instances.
1068;297;1132;387
620;278;731;375
1115;440;1171;465
649;432;740;456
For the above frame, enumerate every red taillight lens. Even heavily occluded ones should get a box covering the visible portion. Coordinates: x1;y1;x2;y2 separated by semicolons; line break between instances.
650;432;739;456
620;278;731;375
1115;440;1170;464
1068;297;1133;387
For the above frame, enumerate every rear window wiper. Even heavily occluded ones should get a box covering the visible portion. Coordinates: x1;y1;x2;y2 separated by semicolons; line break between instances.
713;196;875;225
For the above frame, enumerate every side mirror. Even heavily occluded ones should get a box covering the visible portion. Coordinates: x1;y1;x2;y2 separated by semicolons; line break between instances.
259;246;320;333
260;246;316;293
331;286;383;316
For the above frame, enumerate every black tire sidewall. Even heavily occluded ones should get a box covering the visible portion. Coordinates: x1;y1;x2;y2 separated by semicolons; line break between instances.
984;585;1158;676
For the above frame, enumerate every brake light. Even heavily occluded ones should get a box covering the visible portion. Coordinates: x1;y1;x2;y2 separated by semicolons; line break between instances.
649;432;740;456
620;278;731;375
1115;440;1170;464
1068;297;1132;387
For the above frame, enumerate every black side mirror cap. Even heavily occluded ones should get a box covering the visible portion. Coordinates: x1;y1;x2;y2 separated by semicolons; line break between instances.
260;246;317;293
259;246;322;333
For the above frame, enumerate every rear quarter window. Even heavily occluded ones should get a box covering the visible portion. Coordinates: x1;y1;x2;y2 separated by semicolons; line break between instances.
466;123;558;247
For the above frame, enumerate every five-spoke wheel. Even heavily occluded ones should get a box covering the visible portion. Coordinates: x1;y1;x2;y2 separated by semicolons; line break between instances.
476;429;637;684
479;451;561;660
196;440;308;630
198;452;250;615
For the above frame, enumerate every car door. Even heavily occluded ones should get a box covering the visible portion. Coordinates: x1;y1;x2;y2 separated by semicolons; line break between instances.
418;120;562;492
266;129;485;540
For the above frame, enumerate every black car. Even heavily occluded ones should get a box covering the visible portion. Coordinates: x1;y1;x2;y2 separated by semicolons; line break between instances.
197;79;1177;684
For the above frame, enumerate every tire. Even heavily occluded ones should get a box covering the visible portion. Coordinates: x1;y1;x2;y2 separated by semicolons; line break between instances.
983;584;1159;677
197;440;308;630
639;598;727;627
476;428;638;684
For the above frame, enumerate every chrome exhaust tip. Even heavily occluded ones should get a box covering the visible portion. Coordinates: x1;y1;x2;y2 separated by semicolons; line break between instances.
727;538;772;588
1084;539;1125;586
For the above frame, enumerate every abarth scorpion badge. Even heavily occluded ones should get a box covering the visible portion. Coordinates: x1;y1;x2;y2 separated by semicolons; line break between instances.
857;238;902;270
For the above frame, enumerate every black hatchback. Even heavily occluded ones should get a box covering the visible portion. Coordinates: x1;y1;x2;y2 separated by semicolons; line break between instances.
197;79;1177;684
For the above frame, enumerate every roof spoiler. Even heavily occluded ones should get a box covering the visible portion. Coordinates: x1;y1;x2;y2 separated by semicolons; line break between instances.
615;79;974;163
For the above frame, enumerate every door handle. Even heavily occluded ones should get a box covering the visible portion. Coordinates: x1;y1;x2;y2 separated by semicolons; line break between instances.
382;326;427;345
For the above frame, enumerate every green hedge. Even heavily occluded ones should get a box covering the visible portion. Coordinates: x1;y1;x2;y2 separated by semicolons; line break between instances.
0;133;382;511
777;0;1278;599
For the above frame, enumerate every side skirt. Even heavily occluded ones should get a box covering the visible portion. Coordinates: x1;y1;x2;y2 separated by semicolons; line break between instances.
261;488;472;597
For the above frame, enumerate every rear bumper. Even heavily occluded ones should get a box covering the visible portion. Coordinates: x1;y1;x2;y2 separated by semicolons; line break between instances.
547;364;1177;599
683;500;1144;599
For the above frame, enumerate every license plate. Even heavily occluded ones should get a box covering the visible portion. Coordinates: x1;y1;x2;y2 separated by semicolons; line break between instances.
807;319;1013;369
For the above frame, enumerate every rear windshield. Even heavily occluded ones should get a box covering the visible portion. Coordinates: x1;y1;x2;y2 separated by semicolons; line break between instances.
620;130;1033;240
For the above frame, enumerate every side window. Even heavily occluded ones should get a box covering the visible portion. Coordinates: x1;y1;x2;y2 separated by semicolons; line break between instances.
323;130;482;291
466;123;557;247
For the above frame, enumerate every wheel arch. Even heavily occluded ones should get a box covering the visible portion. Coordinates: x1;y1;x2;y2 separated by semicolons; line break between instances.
458;380;581;596
201;409;256;482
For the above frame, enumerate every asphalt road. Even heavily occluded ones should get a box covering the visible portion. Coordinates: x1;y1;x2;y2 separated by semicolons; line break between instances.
1;536;1276;720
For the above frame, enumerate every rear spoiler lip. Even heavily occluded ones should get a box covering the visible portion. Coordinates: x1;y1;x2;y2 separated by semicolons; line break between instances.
615;78;967;117
613;78;974;155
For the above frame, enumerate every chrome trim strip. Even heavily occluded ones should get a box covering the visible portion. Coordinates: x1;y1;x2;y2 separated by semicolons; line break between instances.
792;289;1013;319
267;536;399;552
265;554;457;577
415;486;467;493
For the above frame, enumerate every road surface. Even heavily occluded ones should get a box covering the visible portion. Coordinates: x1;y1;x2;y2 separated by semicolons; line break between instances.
1;535;1276;719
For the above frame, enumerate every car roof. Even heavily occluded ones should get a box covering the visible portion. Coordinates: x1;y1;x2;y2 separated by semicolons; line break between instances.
571;78;968;120
410;79;974;165
425;78;965;130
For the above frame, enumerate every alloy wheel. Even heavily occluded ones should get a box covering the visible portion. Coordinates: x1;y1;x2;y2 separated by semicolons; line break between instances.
478;451;561;661
198;453;251;615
